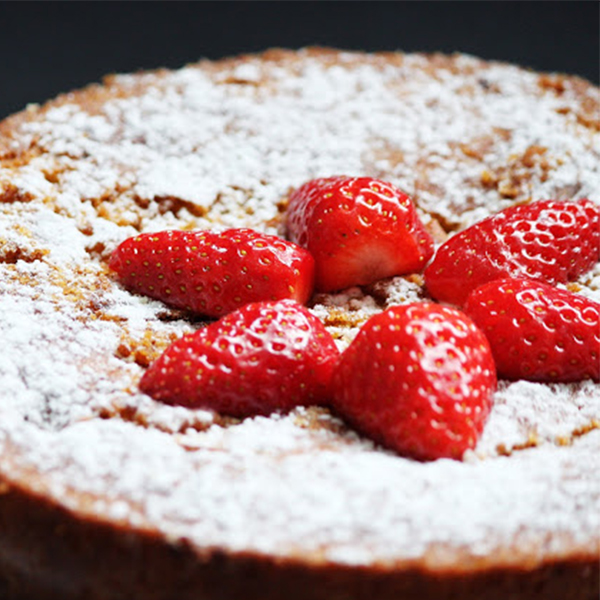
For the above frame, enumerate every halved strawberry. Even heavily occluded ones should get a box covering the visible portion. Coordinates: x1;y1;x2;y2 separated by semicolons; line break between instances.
140;300;340;417
464;278;600;382
424;199;600;306
331;303;496;461
109;228;315;318
286;176;434;292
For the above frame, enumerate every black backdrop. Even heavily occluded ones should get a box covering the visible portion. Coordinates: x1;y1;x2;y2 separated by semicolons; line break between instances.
0;1;598;121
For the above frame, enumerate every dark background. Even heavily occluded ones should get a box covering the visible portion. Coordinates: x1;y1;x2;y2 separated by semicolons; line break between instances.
0;2;598;121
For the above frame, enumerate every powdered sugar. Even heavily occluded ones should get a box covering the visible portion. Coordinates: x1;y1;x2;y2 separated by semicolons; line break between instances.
6;414;599;565
0;49;599;566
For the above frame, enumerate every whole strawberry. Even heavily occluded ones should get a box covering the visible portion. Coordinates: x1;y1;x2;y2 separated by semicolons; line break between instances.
140;300;339;416
464;278;600;382
286;176;434;292
109;228;315;318
424;199;600;306
331;303;496;461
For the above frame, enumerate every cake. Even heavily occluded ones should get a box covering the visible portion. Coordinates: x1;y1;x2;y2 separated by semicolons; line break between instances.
0;48;598;599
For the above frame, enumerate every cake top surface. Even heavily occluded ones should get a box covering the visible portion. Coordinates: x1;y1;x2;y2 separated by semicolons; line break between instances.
0;48;599;569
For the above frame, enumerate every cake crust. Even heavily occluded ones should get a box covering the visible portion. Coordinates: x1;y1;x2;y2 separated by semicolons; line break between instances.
1;466;598;600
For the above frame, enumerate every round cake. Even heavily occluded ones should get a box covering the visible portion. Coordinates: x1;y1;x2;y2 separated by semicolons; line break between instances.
0;48;598;600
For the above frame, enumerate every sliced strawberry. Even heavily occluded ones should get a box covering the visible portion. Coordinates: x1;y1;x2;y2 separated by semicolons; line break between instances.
286;176;434;292
140;300;340;417
109;228;315;318
425;199;600;306
331;303;496;461
464;278;600;382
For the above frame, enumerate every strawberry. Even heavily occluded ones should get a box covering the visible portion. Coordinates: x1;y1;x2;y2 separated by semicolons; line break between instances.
109;228;315;318
139;300;340;417
424;199;600;306
331;303;496;461
286;176;434;292
464;278;600;382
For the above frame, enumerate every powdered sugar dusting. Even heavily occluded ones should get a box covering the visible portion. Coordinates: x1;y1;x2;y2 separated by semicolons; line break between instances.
0;49;599;566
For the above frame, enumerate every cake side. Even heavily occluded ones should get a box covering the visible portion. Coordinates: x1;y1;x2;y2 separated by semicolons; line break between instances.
0;468;597;600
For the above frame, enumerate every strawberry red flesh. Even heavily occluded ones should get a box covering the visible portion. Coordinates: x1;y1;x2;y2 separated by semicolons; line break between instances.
331;303;496;461
425;199;600;306
139;300;340;417
464;278;600;382
109;228;315;318
286;176;434;292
